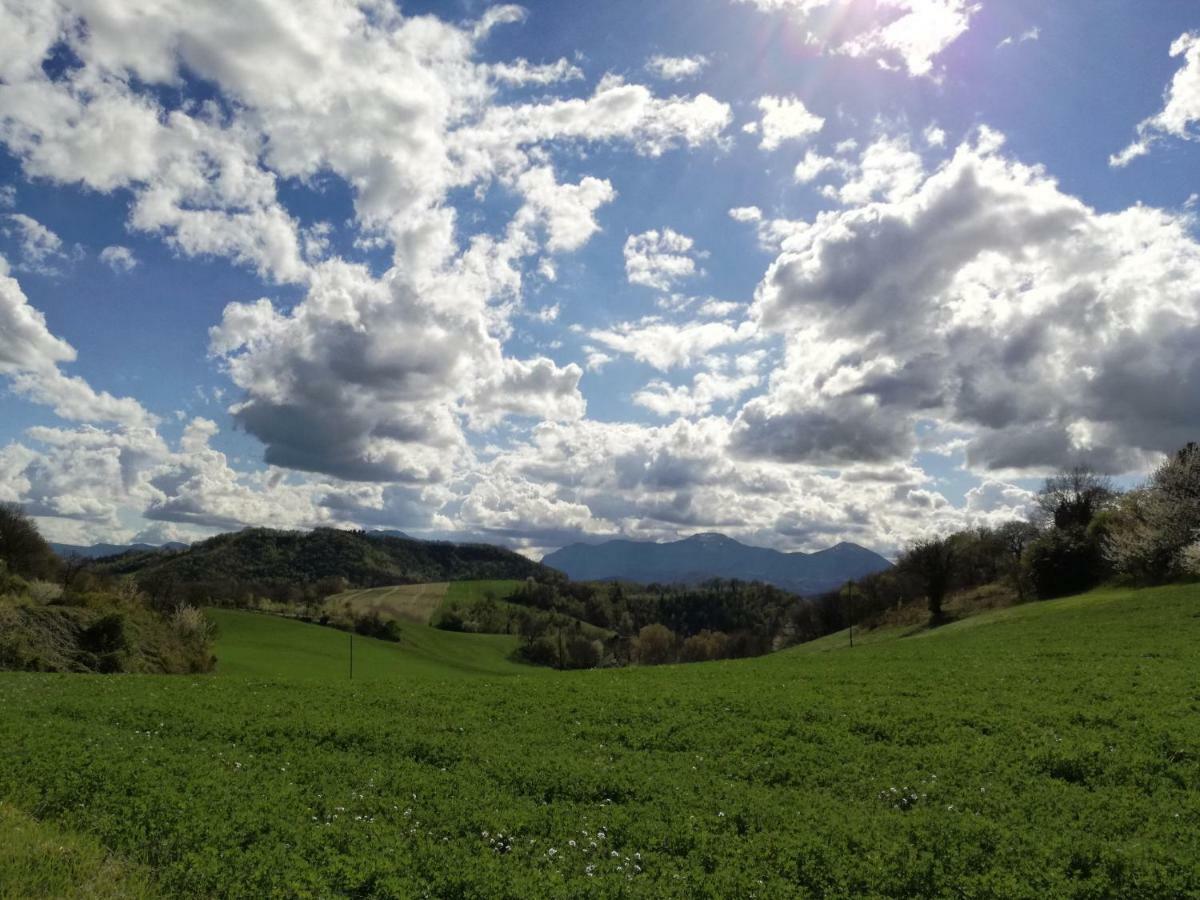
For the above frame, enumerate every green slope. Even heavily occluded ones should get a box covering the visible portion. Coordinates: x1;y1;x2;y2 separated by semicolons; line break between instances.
0;801;153;900
0;585;1196;898
209;608;528;680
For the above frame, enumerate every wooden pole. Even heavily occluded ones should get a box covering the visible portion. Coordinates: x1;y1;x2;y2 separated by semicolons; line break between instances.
848;580;854;649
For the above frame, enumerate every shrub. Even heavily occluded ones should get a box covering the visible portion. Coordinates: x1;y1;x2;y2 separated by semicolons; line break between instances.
633;624;676;665
1028;529;1104;600
1181;542;1200;578
25;580;64;605
563;635;602;669
171;605;214;642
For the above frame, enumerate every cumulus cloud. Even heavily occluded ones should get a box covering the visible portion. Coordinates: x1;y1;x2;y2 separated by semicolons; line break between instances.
99;245;137;273
0;2;729;288
589;318;756;371
634;369;761;418
752;96;824;151
0;1;738;487
728;206;763;223
645;54;710;81
624;228;703;290
735;127;1200;474
1112;32;1200;166
736;0;979;78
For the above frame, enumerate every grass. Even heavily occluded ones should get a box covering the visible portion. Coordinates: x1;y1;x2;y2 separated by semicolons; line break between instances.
208;608;526;681
1;584;1197;897
443;579;523;607
0;801;153;899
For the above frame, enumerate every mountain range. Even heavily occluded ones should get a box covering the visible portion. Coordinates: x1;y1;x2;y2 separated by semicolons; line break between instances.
542;533;892;595
50;541;190;559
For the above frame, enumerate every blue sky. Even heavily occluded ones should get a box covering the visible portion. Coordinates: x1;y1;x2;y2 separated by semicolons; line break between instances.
1;0;1198;556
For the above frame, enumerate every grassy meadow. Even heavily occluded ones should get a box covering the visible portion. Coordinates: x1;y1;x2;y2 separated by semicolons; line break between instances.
1;584;1197;897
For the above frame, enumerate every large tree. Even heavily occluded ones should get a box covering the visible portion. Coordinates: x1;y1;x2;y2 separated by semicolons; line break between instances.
0;503;57;581
1036;466;1116;531
902;537;957;622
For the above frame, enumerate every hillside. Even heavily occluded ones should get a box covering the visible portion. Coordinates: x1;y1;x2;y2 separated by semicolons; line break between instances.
543;532;892;594
1;584;1196;896
97;527;552;589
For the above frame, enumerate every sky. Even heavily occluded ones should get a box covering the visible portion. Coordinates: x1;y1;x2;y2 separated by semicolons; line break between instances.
1;0;1199;558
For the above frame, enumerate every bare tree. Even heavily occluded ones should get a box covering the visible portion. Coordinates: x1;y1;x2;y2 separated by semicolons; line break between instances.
1036;466;1116;531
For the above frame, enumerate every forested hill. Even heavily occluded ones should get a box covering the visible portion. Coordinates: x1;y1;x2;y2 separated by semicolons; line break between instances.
97;528;552;591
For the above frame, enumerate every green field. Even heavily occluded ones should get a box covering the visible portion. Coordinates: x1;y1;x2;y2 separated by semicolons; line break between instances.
1;585;1198;897
210;609;525;680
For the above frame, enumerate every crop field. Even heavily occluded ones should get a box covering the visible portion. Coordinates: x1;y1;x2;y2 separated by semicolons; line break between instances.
325;579;525;628
326;582;451;625
1;585;1198;897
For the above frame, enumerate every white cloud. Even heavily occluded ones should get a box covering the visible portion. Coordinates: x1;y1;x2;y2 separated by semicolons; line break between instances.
489;58;584;86
793;150;849;184
588;318;756;370
645;54;710;81
634;369;761;417
728;206;763;223
515;166;616;253
0;186;14;208
736;0;979;78
998;26;1040;49
832;135;926;204
624;228;703;290
753;95;824;151
736;127;1200;474
1112;32;1200;166
0;3;730;290
99;245;137;273
3;213;69;274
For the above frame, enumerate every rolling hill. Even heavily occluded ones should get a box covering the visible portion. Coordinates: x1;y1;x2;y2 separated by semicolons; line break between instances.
542;532;892;594
96;527;552;588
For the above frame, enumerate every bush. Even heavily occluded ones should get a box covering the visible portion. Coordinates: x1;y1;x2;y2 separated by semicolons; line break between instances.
435;609;466;632
680;630;729;663
171;605;214;641
1028;529;1104;600
515;636;559;667
633;624;676;666
1181;542;1200;578
563;635;602;669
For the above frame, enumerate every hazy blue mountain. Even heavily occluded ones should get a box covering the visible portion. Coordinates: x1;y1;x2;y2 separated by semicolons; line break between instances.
50;541;189;559
542;533;892;595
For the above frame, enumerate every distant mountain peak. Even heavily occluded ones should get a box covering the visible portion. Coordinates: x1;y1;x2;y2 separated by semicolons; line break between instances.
685;532;740;544
542;534;891;595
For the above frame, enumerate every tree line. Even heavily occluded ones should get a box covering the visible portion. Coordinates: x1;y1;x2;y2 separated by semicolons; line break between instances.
802;441;1200;639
